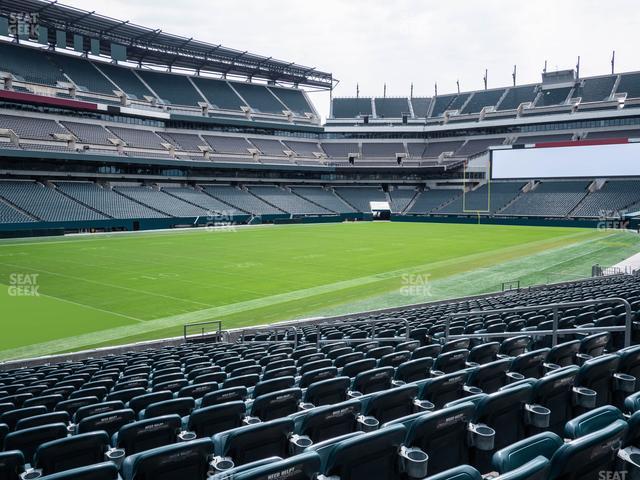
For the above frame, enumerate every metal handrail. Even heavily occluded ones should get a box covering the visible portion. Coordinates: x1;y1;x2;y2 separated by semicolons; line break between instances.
443;297;633;347
239;326;299;346
183;320;223;342
315;318;411;348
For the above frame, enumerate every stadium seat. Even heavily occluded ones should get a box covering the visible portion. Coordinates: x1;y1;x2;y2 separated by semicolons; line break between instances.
293;400;361;443
0;451;24;480
200;387;247;407
250;388;302;421
74;401;125;423
212;418;295;467
15;412;70;431
76;409;135;436
210;452;321;480
392;401;477;475
303;377;350;407
36;462;118;480
185;401;246;438
394;358;434;384
361;384;420;423
3;423;68;464
33;431;110;475
351;367;394;395
432;350;470;375
113;415;182;455
313;424;416;480
417;371;470;409
140;398;195;419
121;438;213;480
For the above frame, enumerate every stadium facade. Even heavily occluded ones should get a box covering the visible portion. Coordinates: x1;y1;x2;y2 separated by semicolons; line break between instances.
0;2;639;236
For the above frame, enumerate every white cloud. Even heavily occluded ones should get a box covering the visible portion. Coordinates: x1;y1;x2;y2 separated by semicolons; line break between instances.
60;0;639;120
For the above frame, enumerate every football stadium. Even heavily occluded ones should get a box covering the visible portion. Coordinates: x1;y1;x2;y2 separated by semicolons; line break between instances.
1;1;640;479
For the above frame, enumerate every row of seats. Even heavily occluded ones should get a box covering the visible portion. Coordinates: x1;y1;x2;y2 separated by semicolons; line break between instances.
0;43;314;115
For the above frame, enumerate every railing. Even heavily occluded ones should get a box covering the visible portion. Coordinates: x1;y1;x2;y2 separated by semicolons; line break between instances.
239;326;299;346
183;320;224;342
501;280;520;292
443;297;633;347
315;318;411;348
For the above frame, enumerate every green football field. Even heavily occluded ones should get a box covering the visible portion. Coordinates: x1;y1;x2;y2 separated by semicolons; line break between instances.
1;221;639;361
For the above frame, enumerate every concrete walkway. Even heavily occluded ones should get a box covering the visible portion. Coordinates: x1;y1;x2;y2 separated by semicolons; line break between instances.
613;251;640;274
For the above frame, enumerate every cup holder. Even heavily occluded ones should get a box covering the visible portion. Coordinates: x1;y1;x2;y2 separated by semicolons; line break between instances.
572;386;597;408
178;431;197;442
210;457;235;473
413;399;435;412
348;390;363;399
576;353;593;366
399;446;429;479
357;415;380;432
20;470;42;480
524;404;551;428
392;380;407;387
463;385;483;396
430;370;445;378
617;446;640;478
66;424;76;435
468;423;495;451
298;402;315;411
543;362;561;374
289;434;313;454
243;416;261;425
614;373;637;393
507;372;525;383
105;448;126;468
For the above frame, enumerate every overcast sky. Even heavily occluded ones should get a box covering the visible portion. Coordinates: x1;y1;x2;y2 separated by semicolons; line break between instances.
61;0;639;120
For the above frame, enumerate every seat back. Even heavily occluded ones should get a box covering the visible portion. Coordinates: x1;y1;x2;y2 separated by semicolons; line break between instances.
251;388;302;421
530;366;578;436
548;420;627;480
417;371;467;409
433;349;469;374
187;401;245;438
114;415;181;455
352;367;394;395
200;387;247;408
299;368;337;389
304;377;350;407
0;451;24;480
219;452;321;480
213;418;294;466
492;431;563;474
252;377;295;399
468;342;500;365
15;412;70;431
142;398;195;419
499;336;531;357
34;431;110;475
322;424;407;480
295;400;360;443
74;401;126;423
121;438;214;480
510;349;550;379
404;402;475;475
467;359;511;394
395;358;434;384
564;406;624;439
575;354;620;408
424;465;482;480
362;385;418;424
3;423;68;464
77;409;135;437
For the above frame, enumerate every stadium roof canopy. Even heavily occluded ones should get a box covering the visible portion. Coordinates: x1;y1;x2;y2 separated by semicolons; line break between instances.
1;0;334;88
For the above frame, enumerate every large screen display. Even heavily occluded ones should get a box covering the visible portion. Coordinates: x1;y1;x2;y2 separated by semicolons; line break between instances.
491;142;640;179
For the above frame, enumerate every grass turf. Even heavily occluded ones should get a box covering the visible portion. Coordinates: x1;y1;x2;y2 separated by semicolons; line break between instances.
0;222;638;360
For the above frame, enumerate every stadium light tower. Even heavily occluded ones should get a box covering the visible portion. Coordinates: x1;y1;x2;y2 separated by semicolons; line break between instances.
483;69;488;90
512;65;517;86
